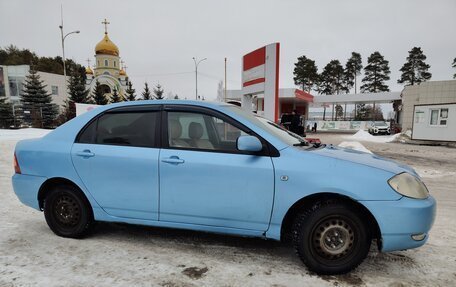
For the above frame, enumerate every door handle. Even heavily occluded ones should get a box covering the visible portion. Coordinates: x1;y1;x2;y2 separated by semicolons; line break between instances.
161;156;185;164
75;150;95;158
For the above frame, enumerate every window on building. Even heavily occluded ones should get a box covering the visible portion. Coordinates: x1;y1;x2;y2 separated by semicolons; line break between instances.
114;61;116;67
51;86;58;95
105;59;109;67
430;108;448;126
430;110;439;125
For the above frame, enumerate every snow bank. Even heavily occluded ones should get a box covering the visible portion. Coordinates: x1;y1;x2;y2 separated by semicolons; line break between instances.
0;128;51;141
338;141;373;154
344;130;400;143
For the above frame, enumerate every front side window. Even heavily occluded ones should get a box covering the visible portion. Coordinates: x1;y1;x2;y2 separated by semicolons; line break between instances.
78;111;158;148
167;111;248;152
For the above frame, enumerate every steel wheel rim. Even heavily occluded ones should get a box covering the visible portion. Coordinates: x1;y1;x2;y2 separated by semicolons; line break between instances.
312;217;355;260
53;195;80;227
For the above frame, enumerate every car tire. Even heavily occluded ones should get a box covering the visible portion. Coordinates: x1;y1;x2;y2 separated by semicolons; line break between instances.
292;200;371;275
44;185;93;238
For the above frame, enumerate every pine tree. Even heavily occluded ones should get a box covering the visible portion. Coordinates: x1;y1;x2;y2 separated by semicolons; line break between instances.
20;68;58;128
361;52;391;93
293;55;319;92
398;47;432;85
142;82;151;100
317;60;347;95
452;58;456;79
344;52;363;93
67;72;89;103
110;88;122;103
63;72;89;120
153;83;164;100
91;80;108;105
125;81;136;101
335;105;343;120
0;93;14;128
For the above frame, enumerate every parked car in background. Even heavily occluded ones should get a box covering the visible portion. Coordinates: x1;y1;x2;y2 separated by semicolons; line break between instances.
368;121;391;135
12;101;435;275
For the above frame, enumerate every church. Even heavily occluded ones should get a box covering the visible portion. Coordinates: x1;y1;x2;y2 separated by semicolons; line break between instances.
85;19;129;99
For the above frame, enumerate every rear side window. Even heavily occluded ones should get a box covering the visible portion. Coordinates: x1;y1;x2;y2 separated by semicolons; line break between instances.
77;111;158;148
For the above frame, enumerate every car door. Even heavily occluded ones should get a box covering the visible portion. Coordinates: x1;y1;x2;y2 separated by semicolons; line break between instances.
71;105;161;220
159;106;275;231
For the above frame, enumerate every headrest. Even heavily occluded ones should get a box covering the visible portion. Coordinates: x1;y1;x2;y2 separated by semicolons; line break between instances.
189;122;204;140
169;119;182;139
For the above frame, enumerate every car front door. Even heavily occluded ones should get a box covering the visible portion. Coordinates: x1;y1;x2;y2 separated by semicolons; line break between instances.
71;106;161;220
159;106;275;231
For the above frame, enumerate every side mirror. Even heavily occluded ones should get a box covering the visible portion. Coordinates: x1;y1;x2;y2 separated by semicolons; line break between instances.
237;135;262;152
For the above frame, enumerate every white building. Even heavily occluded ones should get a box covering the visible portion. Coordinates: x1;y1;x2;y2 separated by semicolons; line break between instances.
401;80;456;141
0;64;69;110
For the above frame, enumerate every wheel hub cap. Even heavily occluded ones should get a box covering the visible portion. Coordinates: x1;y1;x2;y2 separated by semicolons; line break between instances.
53;195;80;226
313;218;354;259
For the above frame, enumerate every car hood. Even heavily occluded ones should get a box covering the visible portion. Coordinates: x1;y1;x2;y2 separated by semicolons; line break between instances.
309;144;417;176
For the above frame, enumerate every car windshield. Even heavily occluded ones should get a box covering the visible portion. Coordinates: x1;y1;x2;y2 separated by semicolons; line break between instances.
226;106;308;147
374;121;387;125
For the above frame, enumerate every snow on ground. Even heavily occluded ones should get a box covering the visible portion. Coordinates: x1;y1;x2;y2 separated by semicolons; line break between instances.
344;130;400;143
0;128;50;141
338;141;373;154
1;131;456;286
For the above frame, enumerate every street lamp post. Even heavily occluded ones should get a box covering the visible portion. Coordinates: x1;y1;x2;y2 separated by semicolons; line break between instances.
192;57;207;100
59;22;80;96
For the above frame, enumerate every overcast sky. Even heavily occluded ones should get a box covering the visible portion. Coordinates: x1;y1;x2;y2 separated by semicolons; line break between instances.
1;0;455;100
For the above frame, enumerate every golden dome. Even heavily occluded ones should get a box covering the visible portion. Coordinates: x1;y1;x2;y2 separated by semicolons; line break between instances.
119;69;126;76
85;66;93;74
95;33;119;56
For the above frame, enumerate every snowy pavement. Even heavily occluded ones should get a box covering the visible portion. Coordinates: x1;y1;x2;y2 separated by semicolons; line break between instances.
1;130;456;286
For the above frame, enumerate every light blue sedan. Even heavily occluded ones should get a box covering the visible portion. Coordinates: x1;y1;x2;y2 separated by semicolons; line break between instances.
12;100;436;274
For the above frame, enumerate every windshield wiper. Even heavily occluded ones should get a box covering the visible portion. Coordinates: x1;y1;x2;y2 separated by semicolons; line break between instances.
293;141;309;146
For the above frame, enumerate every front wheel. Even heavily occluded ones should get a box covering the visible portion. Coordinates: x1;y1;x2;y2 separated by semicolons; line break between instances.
292;201;371;274
44;185;93;238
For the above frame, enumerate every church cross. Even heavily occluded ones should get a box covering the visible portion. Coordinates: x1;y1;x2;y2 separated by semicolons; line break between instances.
102;18;110;34
86;58;91;68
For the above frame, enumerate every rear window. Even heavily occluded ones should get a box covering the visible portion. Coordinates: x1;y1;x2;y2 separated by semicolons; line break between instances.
77;111;158;148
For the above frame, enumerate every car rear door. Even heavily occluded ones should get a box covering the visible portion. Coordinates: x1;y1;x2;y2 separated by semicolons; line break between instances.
158;106;275;231
71;105;161;220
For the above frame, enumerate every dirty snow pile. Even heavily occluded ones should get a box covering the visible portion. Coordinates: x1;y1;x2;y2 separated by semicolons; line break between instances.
338;141;373;154
345;130;400;143
0;128;51;142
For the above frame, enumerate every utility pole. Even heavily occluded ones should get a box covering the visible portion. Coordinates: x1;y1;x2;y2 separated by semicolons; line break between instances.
192;57;207;100
224;57;227;102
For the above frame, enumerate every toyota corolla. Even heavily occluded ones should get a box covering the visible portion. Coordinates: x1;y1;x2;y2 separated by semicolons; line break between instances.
12;100;436;274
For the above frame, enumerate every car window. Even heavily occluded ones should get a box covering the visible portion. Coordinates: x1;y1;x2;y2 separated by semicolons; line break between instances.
227;106;303;147
78;111;158;148
167;111;248;152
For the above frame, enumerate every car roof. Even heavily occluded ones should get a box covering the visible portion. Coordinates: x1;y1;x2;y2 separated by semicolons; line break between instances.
43;100;289;150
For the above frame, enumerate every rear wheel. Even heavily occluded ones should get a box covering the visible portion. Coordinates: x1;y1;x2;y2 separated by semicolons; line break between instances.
44;185;93;238
292;200;371;274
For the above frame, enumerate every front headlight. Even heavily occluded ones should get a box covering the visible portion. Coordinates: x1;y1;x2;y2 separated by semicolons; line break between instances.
388;172;429;199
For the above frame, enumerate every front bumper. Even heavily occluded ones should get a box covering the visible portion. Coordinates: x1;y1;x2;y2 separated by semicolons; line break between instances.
360;195;436;252
12;173;47;210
